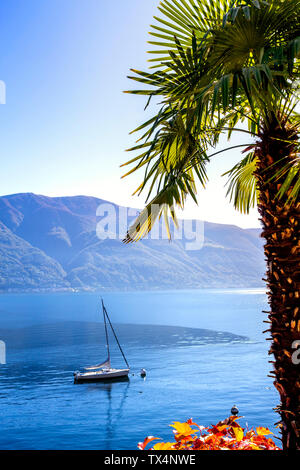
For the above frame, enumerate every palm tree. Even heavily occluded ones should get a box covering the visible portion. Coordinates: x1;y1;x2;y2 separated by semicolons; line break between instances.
121;0;300;449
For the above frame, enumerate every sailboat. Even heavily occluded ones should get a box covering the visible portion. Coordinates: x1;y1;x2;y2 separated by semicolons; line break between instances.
74;299;130;383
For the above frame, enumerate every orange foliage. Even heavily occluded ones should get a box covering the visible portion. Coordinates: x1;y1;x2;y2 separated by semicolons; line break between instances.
138;416;281;450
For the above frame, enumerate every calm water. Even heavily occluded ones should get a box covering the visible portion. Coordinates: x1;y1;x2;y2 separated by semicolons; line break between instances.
0;289;279;450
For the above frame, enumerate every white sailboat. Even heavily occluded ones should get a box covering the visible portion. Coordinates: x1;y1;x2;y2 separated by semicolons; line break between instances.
74;299;130;383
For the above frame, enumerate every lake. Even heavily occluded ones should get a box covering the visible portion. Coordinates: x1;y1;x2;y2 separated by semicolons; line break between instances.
0;289;279;450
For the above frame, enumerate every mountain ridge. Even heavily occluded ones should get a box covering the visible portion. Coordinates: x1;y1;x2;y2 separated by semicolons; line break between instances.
0;193;264;292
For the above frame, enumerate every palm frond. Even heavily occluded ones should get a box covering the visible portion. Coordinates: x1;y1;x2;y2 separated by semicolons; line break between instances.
223;152;259;213
270;154;300;205
123;181;182;243
123;0;300;241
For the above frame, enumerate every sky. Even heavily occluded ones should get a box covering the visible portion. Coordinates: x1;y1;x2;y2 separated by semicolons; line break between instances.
0;0;260;228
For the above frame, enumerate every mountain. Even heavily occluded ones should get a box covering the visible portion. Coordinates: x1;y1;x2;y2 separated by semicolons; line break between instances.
0;221;66;290
0;193;265;292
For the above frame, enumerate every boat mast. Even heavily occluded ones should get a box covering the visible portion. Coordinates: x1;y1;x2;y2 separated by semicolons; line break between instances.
102;299;110;364
102;302;130;369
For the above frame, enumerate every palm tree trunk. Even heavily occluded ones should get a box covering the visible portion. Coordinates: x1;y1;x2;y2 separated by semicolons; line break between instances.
255;117;300;450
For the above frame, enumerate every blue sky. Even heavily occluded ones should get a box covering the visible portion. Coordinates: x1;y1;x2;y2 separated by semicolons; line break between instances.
0;0;259;227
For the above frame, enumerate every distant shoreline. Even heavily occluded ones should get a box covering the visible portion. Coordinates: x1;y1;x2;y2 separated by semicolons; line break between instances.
0;286;266;295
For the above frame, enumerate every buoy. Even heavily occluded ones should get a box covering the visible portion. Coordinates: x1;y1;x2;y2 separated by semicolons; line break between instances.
231;405;239;416
140;368;146;377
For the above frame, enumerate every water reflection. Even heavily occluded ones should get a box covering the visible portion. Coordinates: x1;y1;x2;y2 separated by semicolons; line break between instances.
88;380;130;450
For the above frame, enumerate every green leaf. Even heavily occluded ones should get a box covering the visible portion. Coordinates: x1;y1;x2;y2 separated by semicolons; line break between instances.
223;153;258;213
122;0;300;240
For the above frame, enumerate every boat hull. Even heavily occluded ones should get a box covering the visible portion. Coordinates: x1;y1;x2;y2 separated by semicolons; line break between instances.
74;368;129;383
